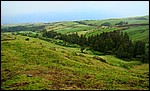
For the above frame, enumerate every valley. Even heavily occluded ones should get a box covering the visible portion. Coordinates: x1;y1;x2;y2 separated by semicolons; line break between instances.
1;15;149;90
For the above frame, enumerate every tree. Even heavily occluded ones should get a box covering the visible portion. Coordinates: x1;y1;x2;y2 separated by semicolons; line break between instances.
79;34;87;46
115;44;124;58
104;38;113;53
133;41;146;58
115;21;128;26
25;38;29;41
141;44;149;63
93;40;100;51
123;32;130;43
101;22;111;27
125;22;128;25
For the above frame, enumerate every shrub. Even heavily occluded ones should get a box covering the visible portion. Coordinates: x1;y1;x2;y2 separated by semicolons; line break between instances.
25;38;29;41
81;47;85;53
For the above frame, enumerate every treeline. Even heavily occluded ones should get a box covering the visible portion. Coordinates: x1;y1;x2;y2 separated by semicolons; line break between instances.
43;30;149;63
75;21;97;26
1;25;45;32
115;21;128;26
75;21;129;27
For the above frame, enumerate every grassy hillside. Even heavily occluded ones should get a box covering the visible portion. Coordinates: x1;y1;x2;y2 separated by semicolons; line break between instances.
1;34;149;90
48;15;149;42
1;15;149;43
123;25;149;43
78;15;149;26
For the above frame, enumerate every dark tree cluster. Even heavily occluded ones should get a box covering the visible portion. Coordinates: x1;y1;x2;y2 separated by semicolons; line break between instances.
87;30;148;63
25;38;29;41
43;30;87;46
74;21;96;26
101;22;111;26
1;25;45;32
43;30;149;63
43;30;59;38
115;21;128;26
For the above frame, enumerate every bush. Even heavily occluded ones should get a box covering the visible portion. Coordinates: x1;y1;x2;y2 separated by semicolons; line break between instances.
101;22;111;26
81;47;85;53
25;38;29;41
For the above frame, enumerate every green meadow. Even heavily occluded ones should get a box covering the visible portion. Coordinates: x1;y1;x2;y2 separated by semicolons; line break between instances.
1;15;149;90
1;34;149;90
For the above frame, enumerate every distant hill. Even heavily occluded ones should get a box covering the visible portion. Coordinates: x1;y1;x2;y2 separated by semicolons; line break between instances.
1;15;149;43
1;15;149;90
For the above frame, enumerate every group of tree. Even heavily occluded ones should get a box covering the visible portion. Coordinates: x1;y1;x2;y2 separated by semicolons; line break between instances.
43;30;149;63
115;21;128;26
43;30;86;46
74;21;97;26
1;25;45;32
87;30;148;63
101;22;111;27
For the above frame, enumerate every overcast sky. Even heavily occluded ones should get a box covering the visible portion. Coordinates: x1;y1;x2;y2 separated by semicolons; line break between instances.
1;1;149;24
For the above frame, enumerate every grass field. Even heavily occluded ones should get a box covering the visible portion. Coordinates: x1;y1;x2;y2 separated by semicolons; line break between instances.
123;25;149;43
55;26;94;34
2;15;149;43
44;15;149;42
1;34;149;90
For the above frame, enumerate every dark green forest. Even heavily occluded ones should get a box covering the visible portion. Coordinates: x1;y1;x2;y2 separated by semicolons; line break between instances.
42;30;149;63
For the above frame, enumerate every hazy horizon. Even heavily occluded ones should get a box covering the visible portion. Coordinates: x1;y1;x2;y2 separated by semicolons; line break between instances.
1;1;149;24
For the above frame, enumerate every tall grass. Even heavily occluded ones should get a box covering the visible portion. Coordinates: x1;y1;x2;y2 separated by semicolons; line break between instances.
1;34;149;90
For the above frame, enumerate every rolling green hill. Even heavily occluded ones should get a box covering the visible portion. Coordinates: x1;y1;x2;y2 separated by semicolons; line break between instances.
1;34;149;90
1;15;149;90
123;25;149;43
46;15;149;43
2;15;149;43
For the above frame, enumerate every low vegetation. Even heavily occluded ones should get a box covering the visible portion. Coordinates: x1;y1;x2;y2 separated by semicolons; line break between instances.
1;34;149;90
1;15;149;90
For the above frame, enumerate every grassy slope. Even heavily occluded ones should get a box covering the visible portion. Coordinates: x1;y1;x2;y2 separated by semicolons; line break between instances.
1;34;149;90
123;25;149;43
47;15;149;42
2;15;149;42
78;16;149;41
80;15;149;26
